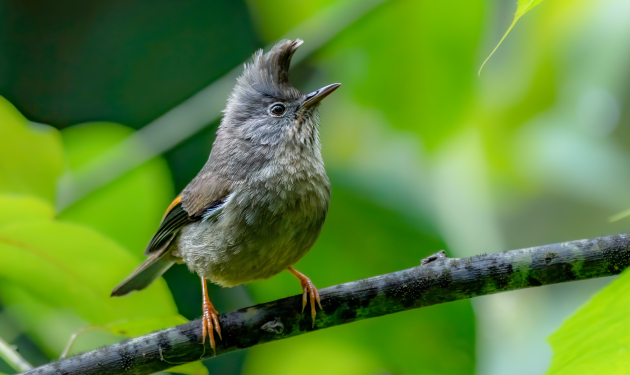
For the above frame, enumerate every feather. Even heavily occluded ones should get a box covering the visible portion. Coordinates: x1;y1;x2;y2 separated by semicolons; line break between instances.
111;237;175;297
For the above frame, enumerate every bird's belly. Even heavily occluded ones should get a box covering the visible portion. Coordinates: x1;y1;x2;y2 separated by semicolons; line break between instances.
173;193;327;287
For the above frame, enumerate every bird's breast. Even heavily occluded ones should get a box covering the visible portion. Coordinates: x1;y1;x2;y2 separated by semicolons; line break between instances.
174;148;330;287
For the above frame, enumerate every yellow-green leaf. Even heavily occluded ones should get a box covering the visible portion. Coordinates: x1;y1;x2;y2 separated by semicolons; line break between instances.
169;362;209;375
0;195;54;229
0;220;179;355
0;97;64;204
547;268;630;374
0;221;177;320
479;0;546;74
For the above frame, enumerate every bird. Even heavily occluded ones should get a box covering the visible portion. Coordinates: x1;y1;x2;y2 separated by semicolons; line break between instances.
111;39;340;351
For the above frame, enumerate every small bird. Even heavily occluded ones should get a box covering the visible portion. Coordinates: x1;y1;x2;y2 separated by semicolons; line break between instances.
111;39;339;351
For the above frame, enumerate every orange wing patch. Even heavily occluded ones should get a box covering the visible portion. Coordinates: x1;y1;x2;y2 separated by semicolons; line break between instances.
162;195;182;220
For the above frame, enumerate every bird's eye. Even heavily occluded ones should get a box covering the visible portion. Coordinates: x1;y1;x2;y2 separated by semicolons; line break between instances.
269;103;286;117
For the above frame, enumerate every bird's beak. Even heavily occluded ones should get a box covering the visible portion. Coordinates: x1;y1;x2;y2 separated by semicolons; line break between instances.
301;83;341;110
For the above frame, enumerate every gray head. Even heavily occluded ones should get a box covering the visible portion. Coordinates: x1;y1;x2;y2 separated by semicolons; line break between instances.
220;39;340;148
182;39;336;218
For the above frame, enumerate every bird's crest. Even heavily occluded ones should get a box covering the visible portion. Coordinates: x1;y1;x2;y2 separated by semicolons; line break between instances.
236;39;303;100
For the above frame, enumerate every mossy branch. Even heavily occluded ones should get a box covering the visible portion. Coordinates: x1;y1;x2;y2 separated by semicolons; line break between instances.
23;233;630;375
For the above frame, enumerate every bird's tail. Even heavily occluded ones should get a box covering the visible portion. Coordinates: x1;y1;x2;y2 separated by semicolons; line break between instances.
111;250;174;297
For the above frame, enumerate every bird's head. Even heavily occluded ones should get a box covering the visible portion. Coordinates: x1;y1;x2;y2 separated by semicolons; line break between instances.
221;39;340;147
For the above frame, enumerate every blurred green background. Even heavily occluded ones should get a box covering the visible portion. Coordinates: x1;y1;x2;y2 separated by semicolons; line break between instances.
1;0;630;374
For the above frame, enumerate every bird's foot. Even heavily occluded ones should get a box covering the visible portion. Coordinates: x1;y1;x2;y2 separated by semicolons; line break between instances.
201;278;222;352
202;302;222;351
288;267;322;327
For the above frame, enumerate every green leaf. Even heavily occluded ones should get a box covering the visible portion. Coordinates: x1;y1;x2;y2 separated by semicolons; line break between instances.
0;195;54;229
0;97;64;204
58;122;174;256
479;0;546;74
0;219;179;355
547;269;630;374
169;362;209;375
0;221;178;320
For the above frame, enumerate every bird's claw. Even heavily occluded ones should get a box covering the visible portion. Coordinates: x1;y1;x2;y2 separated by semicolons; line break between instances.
289;267;322;327
202;301;222;351
201;278;222;352
299;276;322;326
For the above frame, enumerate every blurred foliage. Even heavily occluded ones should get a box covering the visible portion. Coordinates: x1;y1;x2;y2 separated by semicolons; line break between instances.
0;0;260;129
0;98;63;204
547;268;630;375
0;219;174;346
58;123;174;255
1;0;630;374
0;101;206;375
0;195;54;228
319;0;484;150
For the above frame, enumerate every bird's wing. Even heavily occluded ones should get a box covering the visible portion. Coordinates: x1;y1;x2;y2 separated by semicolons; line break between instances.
180;169;233;217
144;158;233;255
144;195;195;255
144;191;229;255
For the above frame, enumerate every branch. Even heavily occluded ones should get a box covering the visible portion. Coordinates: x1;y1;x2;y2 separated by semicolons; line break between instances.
23;233;630;375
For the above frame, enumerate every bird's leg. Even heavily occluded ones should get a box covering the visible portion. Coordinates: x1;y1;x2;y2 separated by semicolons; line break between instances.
201;277;222;351
288;267;322;327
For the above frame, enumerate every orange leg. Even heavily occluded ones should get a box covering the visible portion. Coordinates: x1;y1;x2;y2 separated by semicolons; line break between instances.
201;277;222;351
288;267;322;327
